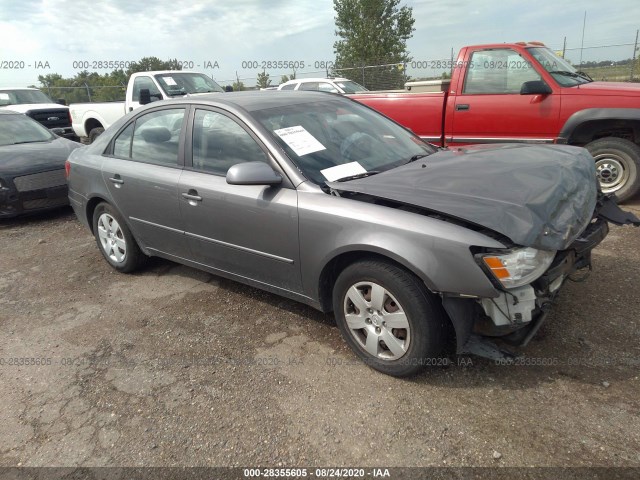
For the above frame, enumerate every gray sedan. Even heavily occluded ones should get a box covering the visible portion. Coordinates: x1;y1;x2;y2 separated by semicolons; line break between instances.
66;91;638;376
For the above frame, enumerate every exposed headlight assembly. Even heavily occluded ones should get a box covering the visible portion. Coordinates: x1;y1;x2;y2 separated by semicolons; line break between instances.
480;247;556;289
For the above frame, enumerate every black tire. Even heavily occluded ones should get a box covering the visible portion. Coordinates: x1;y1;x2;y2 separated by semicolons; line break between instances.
332;259;446;377
88;127;105;144
585;137;640;203
92;202;145;273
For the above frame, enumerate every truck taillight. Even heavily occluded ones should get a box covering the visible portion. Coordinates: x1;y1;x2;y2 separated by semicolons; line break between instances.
65;160;71;179
68;109;72;124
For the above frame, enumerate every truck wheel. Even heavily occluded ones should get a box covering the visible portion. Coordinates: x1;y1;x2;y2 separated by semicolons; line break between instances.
92;202;145;273
585;137;640;202
332;259;446;377
88;127;105;144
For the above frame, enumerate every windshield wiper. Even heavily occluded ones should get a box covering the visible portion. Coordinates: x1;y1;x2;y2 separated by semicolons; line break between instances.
334;171;380;182
576;70;594;81
405;153;430;164
548;70;592;83
13;140;47;144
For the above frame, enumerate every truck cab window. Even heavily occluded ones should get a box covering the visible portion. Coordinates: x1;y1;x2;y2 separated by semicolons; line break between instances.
464;49;541;94
132;76;161;102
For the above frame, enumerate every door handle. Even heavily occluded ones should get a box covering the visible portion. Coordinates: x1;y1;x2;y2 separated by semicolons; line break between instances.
182;191;202;202
455;104;470;111
109;175;124;188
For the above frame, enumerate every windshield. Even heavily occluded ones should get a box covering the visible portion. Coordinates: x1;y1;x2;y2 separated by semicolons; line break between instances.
335;80;368;94
0;114;54;147
154;73;224;96
252;98;436;185
0;89;54;106
528;47;592;87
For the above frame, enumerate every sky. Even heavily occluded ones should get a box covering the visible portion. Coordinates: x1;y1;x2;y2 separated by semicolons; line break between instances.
0;0;638;88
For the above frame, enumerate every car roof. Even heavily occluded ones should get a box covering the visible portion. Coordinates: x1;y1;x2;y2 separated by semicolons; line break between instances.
166;90;345;112
284;77;350;84
0;109;23;115
139;70;206;76
0;87;39;91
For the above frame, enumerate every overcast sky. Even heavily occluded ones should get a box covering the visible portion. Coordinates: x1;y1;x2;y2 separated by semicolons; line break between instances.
0;0;638;87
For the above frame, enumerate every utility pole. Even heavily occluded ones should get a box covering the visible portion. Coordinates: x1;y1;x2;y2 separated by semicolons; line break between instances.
562;36;567;59
579;11;587;69
631;29;639;82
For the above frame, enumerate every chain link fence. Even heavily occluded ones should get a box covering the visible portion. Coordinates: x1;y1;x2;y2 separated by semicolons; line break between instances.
42;84;126;104
555;39;640;82
40;34;640;103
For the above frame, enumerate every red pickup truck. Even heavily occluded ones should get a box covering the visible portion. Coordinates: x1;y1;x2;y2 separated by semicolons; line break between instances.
353;42;640;201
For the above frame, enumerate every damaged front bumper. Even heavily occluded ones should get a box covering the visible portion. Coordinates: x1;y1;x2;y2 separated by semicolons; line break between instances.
443;195;637;361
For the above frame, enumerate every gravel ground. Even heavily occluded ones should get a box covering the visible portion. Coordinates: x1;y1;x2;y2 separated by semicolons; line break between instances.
0;200;639;469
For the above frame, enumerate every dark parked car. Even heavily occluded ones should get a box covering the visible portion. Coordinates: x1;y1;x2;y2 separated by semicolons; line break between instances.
66;91;638;377
0;111;82;218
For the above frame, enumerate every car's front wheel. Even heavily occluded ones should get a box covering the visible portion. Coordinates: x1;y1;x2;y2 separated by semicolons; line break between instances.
586;137;640;202
92;202;144;273
332;259;446;377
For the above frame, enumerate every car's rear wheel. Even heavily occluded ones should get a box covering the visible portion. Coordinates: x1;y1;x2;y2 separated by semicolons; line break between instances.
585;137;640;202
88;127;105;144
92;202;144;273
332;259;446;377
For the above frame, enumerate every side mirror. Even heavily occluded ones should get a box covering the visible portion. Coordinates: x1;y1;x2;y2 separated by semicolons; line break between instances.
520;80;552;95
56;99;67;106
226;161;282;186
139;88;152;105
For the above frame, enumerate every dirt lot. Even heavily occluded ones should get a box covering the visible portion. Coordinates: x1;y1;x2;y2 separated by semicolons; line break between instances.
0;200;639;469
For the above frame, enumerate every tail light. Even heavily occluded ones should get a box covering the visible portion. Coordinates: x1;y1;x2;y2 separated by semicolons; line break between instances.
65;160;71;179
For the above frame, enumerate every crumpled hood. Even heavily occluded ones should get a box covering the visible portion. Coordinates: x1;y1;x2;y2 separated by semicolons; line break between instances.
328;144;598;251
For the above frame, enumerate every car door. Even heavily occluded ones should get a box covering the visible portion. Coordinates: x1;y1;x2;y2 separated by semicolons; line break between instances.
447;47;561;145
178;107;302;292
101;106;190;258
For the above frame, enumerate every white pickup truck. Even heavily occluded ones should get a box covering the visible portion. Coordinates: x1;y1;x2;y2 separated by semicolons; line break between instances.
0;87;77;140
69;71;224;142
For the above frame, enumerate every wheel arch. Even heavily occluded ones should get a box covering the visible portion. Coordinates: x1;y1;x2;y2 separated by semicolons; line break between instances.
84;117;105;136
316;247;438;313
85;196;129;234
558;108;640;146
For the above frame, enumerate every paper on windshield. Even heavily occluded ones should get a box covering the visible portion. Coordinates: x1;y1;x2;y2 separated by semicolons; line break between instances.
274;126;326;156
163;77;177;86
320;161;367;182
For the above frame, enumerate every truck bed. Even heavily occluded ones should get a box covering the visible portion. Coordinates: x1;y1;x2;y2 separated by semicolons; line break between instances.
352;92;446;145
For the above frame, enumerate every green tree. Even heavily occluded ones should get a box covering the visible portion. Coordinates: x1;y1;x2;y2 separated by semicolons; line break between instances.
333;0;415;89
34;57;183;104
232;80;246;91
256;70;272;89
125;57;182;76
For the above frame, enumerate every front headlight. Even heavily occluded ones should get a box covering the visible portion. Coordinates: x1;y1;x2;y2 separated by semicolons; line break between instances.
480;247;556;289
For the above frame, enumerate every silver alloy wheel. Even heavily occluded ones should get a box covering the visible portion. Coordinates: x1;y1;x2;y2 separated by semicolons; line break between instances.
97;213;127;264
343;281;410;361
595;153;630;193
